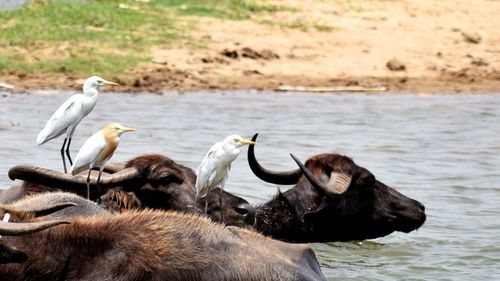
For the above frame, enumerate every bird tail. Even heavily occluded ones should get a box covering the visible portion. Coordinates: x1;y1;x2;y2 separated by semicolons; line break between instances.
196;185;209;200
36;128;49;145
69;163;85;175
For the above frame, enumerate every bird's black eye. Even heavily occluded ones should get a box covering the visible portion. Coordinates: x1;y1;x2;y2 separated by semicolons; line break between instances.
234;138;239;142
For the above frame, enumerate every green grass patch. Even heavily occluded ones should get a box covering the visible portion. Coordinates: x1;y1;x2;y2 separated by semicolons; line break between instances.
151;0;285;20
0;0;286;76
258;18;336;33
314;23;337;32
0;52;143;77
0;1;180;47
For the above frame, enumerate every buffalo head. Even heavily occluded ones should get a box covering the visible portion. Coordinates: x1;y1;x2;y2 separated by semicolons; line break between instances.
119;154;255;227
7;154;255;227
248;134;426;242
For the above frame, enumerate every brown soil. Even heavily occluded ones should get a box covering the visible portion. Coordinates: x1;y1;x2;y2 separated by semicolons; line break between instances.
1;0;500;94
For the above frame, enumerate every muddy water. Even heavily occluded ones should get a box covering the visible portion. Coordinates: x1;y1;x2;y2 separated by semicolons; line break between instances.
1;90;499;280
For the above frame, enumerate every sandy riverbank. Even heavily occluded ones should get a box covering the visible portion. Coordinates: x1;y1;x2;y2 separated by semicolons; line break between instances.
1;0;499;93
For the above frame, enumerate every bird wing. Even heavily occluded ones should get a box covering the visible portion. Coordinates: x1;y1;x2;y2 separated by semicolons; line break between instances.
37;95;84;144
219;163;230;189
195;150;216;198
195;143;227;198
70;131;106;175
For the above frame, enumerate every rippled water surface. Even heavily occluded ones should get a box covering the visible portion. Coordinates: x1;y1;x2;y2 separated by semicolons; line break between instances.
1;90;499;280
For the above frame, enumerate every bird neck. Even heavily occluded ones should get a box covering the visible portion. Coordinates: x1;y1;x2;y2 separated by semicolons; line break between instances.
101;133;120;162
83;86;99;97
223;144;241;155
104;133;120;146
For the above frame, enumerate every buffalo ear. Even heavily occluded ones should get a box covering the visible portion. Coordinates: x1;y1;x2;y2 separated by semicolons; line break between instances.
355;168;376;188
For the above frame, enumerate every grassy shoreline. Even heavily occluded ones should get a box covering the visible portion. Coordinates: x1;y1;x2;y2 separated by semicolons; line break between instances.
0;0;283;77
1;1;499;93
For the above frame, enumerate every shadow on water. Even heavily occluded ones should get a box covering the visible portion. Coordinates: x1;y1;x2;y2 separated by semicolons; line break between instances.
1;90;500;280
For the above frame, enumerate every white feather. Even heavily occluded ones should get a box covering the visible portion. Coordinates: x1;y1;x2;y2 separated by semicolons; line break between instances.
69;130;108;175
195;135;245;199
37;95;88;144
36;76;107;146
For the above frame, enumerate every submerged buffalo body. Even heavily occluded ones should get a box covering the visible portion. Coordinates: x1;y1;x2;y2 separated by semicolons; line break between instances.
248;134;426;242
0;195;326;281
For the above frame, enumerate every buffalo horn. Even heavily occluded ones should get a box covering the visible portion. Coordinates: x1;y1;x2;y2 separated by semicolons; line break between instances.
13;201;77;218
8;165;140;190
99;162;126;173
247;133;302;185
290;154;351;197
0;219;69;236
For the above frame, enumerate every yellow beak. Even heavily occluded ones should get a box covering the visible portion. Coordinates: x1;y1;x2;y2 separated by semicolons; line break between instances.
239;139;256;145
121;127;136;132
103;80;120;86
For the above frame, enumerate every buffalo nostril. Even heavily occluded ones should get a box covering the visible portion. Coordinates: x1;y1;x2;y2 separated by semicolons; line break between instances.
417;201;425;212
234;203;255;218
234;207;249;215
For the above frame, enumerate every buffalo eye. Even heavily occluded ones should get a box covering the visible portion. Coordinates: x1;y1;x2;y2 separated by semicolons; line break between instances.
157;173;182;185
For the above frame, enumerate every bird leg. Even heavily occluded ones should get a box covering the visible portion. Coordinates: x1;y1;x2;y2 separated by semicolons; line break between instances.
65;137;73;166
60;138;68;173
86;169;92;200
219;188;224;224
96;170;102;204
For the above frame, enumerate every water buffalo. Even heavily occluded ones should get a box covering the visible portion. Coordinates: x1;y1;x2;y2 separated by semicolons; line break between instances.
6;154;255;228
248;134;426;243
0;197;326;281
7;141;426;243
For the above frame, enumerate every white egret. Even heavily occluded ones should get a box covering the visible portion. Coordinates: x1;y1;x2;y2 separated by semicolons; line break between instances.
36;76;119;173
69;122;135;200
195;135;255;222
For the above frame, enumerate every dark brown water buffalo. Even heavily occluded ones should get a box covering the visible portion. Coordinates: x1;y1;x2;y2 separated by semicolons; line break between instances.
0;197;326;281
6;154;254;228
6;143;426;243
248;134;426;243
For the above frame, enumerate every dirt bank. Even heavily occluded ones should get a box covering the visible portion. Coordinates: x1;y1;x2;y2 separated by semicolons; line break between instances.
1;0;499;93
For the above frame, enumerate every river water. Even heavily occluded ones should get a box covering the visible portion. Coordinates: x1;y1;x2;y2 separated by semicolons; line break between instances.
0;90;499;280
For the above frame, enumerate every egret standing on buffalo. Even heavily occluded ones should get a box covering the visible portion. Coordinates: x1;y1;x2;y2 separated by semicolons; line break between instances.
36;76;119;173
69;122;135;200
195;135;255;222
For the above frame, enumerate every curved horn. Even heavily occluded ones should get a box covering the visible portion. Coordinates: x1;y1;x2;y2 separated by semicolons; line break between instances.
9;165;140;190
247;133;302;185
98;162;126;173
0;219;69;236
12;201;77;218
99;168;140;186
290;154;351;197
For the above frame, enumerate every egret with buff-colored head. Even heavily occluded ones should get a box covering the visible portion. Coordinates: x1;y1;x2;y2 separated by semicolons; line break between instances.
195;135;255;222
69;122;135;200
36;76;119;173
